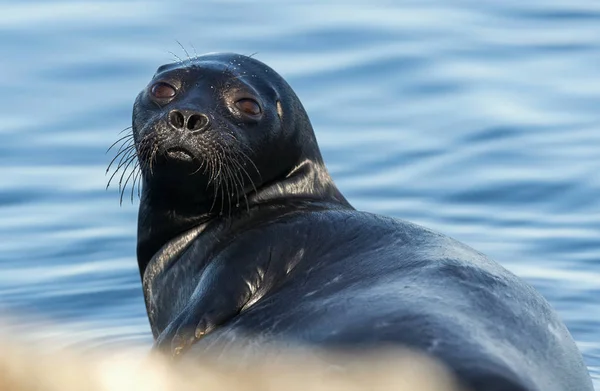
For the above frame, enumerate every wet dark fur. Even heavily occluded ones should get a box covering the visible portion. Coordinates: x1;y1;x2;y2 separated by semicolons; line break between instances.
108;53;594;391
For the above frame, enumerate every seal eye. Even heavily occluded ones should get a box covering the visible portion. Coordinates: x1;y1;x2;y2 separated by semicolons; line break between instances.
235;98;261;116
151;82;177;99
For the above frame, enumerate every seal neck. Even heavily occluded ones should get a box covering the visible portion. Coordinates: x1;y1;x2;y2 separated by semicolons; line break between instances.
136;157;351;278
248;157;350;207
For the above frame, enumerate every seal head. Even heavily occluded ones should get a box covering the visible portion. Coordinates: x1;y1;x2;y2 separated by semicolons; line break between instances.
132;53;349;274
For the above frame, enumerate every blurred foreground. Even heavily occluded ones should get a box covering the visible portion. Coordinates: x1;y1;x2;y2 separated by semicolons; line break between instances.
0;334;464;391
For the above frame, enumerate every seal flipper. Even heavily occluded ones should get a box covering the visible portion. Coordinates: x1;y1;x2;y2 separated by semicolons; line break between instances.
154;249;276;357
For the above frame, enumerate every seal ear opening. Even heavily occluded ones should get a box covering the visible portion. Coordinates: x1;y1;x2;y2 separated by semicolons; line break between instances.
276;100;283;119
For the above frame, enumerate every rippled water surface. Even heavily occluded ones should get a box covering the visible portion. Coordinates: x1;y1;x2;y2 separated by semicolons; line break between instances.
0;0;598;385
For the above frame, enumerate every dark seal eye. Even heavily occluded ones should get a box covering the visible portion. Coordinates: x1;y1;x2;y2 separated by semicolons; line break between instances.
150;82;177;99
235;98;261;116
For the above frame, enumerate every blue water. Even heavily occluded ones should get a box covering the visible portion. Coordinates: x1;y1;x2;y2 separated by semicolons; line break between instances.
0;0;598;384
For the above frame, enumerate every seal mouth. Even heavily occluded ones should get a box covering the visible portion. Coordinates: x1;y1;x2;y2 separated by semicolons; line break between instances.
166;147;194;162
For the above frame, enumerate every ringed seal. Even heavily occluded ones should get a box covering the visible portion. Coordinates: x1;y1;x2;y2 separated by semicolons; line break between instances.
117;53;593;391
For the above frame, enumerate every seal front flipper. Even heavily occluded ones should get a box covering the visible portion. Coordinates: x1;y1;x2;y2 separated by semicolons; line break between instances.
154;253;273;357
155;294;244;357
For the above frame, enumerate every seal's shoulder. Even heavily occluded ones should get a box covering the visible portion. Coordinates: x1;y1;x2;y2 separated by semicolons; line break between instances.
265;207;522;287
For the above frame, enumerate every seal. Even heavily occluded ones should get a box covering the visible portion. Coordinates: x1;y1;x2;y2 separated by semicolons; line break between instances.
121;53;593;391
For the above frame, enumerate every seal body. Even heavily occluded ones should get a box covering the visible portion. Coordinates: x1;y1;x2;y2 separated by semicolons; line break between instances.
126;53;594;391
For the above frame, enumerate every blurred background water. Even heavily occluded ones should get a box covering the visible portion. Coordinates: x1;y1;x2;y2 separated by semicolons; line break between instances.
0;0;598;385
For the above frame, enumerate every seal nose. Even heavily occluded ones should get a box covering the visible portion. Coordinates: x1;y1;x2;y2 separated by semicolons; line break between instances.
168;110;210;133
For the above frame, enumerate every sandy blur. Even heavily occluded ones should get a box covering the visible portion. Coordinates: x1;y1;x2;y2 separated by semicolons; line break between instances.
0;328;466;391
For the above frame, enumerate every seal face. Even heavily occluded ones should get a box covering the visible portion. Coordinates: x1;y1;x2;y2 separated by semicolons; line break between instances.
118;53;594;391
133;57;288;208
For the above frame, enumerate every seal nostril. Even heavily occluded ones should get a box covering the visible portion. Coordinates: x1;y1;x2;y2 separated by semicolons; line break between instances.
187;114;210;132
169;110;185;130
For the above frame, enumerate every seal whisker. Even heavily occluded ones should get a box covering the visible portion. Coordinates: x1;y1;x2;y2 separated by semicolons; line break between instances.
149;144;160;176
137;132;156;153
217;147;237;216
203;150;214;188
229;169;239;216
120;163;138;205
106;133;134;153
209;149;226;215
208;165;220;213
190;43;199;59
106;144;135;174
228;155;253;211
168;51;184;63
115;137;135;157
217;153;226;216
214;146;226;182
219;144;251;197
224;153;241;205
129;162;141;203
207;144;220;188
137;135;155;166
229;149;259;195
134;165;143;198
213;151;227;215
131;162;142;202
107;138;135;166
234;147;262;183
176;40;191;62
115;145;136;170
225;152;248;212
224;171;233;217
220;132;262;184
106;149;137;190
209;137;251;213
189;159;206;176
134;131;161;176
116;154;138;192
118;125;133;135
218;141;255;198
